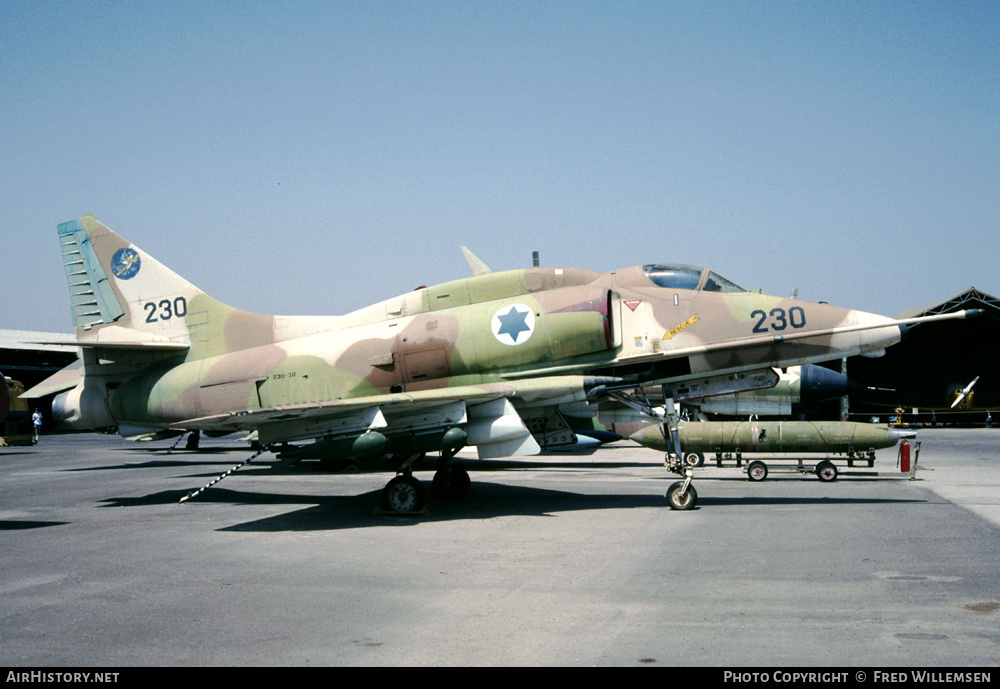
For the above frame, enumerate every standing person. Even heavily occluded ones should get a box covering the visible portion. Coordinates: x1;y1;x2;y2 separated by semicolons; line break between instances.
32;409;42;443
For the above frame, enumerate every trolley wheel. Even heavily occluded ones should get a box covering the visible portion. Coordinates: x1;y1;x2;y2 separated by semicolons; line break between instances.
816;460;838;483
666;481;698;510
747;460;768;482
683;451;705;468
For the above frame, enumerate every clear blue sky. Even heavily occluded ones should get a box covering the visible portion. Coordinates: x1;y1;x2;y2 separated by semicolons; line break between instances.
3;1;997;333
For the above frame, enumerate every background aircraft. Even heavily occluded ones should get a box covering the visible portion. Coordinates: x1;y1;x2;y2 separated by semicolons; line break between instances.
950;376;980;409
26;215;977;510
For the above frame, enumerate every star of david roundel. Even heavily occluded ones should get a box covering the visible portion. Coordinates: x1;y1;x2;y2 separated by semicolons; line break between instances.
491;304;535;346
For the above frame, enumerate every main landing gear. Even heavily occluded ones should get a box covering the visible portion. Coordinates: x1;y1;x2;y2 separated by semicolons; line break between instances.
378;448;472;514
381;474;427;513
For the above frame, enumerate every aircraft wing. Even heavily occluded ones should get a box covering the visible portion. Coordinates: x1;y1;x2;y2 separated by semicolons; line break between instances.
173;375;598;460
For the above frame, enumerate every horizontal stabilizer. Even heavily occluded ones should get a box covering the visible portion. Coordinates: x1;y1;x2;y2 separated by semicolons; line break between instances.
21;361;84;399
30;338;189;352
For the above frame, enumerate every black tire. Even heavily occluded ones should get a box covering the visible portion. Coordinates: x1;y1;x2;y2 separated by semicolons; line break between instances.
666;481;698;510
432;467;471;500
683;451;705;468
816;460;838;482
381;475;426;512
747;460;768;482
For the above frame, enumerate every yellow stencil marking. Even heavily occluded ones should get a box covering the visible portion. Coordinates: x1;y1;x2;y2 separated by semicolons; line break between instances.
663;315;699;340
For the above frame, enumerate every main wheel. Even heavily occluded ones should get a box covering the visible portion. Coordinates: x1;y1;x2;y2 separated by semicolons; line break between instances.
381;475;426;513
683;451;705;468
432;467;471;500
816;460;838;482
747;460;768;482
666;481;698;510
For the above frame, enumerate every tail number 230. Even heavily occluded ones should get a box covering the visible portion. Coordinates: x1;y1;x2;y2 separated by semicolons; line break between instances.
144;297;188;323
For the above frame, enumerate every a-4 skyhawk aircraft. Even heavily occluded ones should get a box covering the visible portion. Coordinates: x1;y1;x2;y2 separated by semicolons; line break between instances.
27;214;978;511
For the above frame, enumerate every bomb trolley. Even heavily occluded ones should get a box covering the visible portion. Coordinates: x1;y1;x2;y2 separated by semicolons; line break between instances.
684;440;921;482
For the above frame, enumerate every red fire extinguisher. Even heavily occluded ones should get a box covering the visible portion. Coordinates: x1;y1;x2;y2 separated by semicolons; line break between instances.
898;440;910;473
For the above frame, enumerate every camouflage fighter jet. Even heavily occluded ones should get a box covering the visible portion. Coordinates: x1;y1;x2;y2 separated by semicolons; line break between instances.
26;214;979;510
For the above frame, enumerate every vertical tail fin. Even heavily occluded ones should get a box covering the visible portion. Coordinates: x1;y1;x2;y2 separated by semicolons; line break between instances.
57;214;344;360
59;214;212;344
57;214;282;358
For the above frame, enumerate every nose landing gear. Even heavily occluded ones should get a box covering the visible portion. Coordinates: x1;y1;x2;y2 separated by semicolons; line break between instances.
666;477;698;510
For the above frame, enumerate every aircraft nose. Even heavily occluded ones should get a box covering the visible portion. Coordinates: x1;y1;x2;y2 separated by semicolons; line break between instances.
850;309;906;356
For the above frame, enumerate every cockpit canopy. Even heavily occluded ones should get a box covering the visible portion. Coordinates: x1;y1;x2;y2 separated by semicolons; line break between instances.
642;264;747;293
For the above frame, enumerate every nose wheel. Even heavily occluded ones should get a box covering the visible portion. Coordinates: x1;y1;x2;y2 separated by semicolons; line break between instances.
667;481;698;510
666;479;698;510
605;385;702;511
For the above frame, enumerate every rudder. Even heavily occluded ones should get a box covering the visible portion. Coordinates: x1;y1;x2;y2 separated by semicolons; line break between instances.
59;217;126;329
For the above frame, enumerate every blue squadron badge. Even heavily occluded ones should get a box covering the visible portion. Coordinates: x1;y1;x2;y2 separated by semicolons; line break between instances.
492;304;535;345
110;248;141;280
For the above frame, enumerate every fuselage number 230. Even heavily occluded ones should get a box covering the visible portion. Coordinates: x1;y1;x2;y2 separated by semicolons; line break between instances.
751;307;806;333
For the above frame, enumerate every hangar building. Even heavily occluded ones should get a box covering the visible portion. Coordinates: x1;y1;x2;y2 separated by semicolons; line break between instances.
0;330;77;433
845;288;999;424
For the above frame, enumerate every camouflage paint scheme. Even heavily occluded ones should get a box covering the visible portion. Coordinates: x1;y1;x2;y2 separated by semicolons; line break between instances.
36;214;919;459
30;214;980;508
